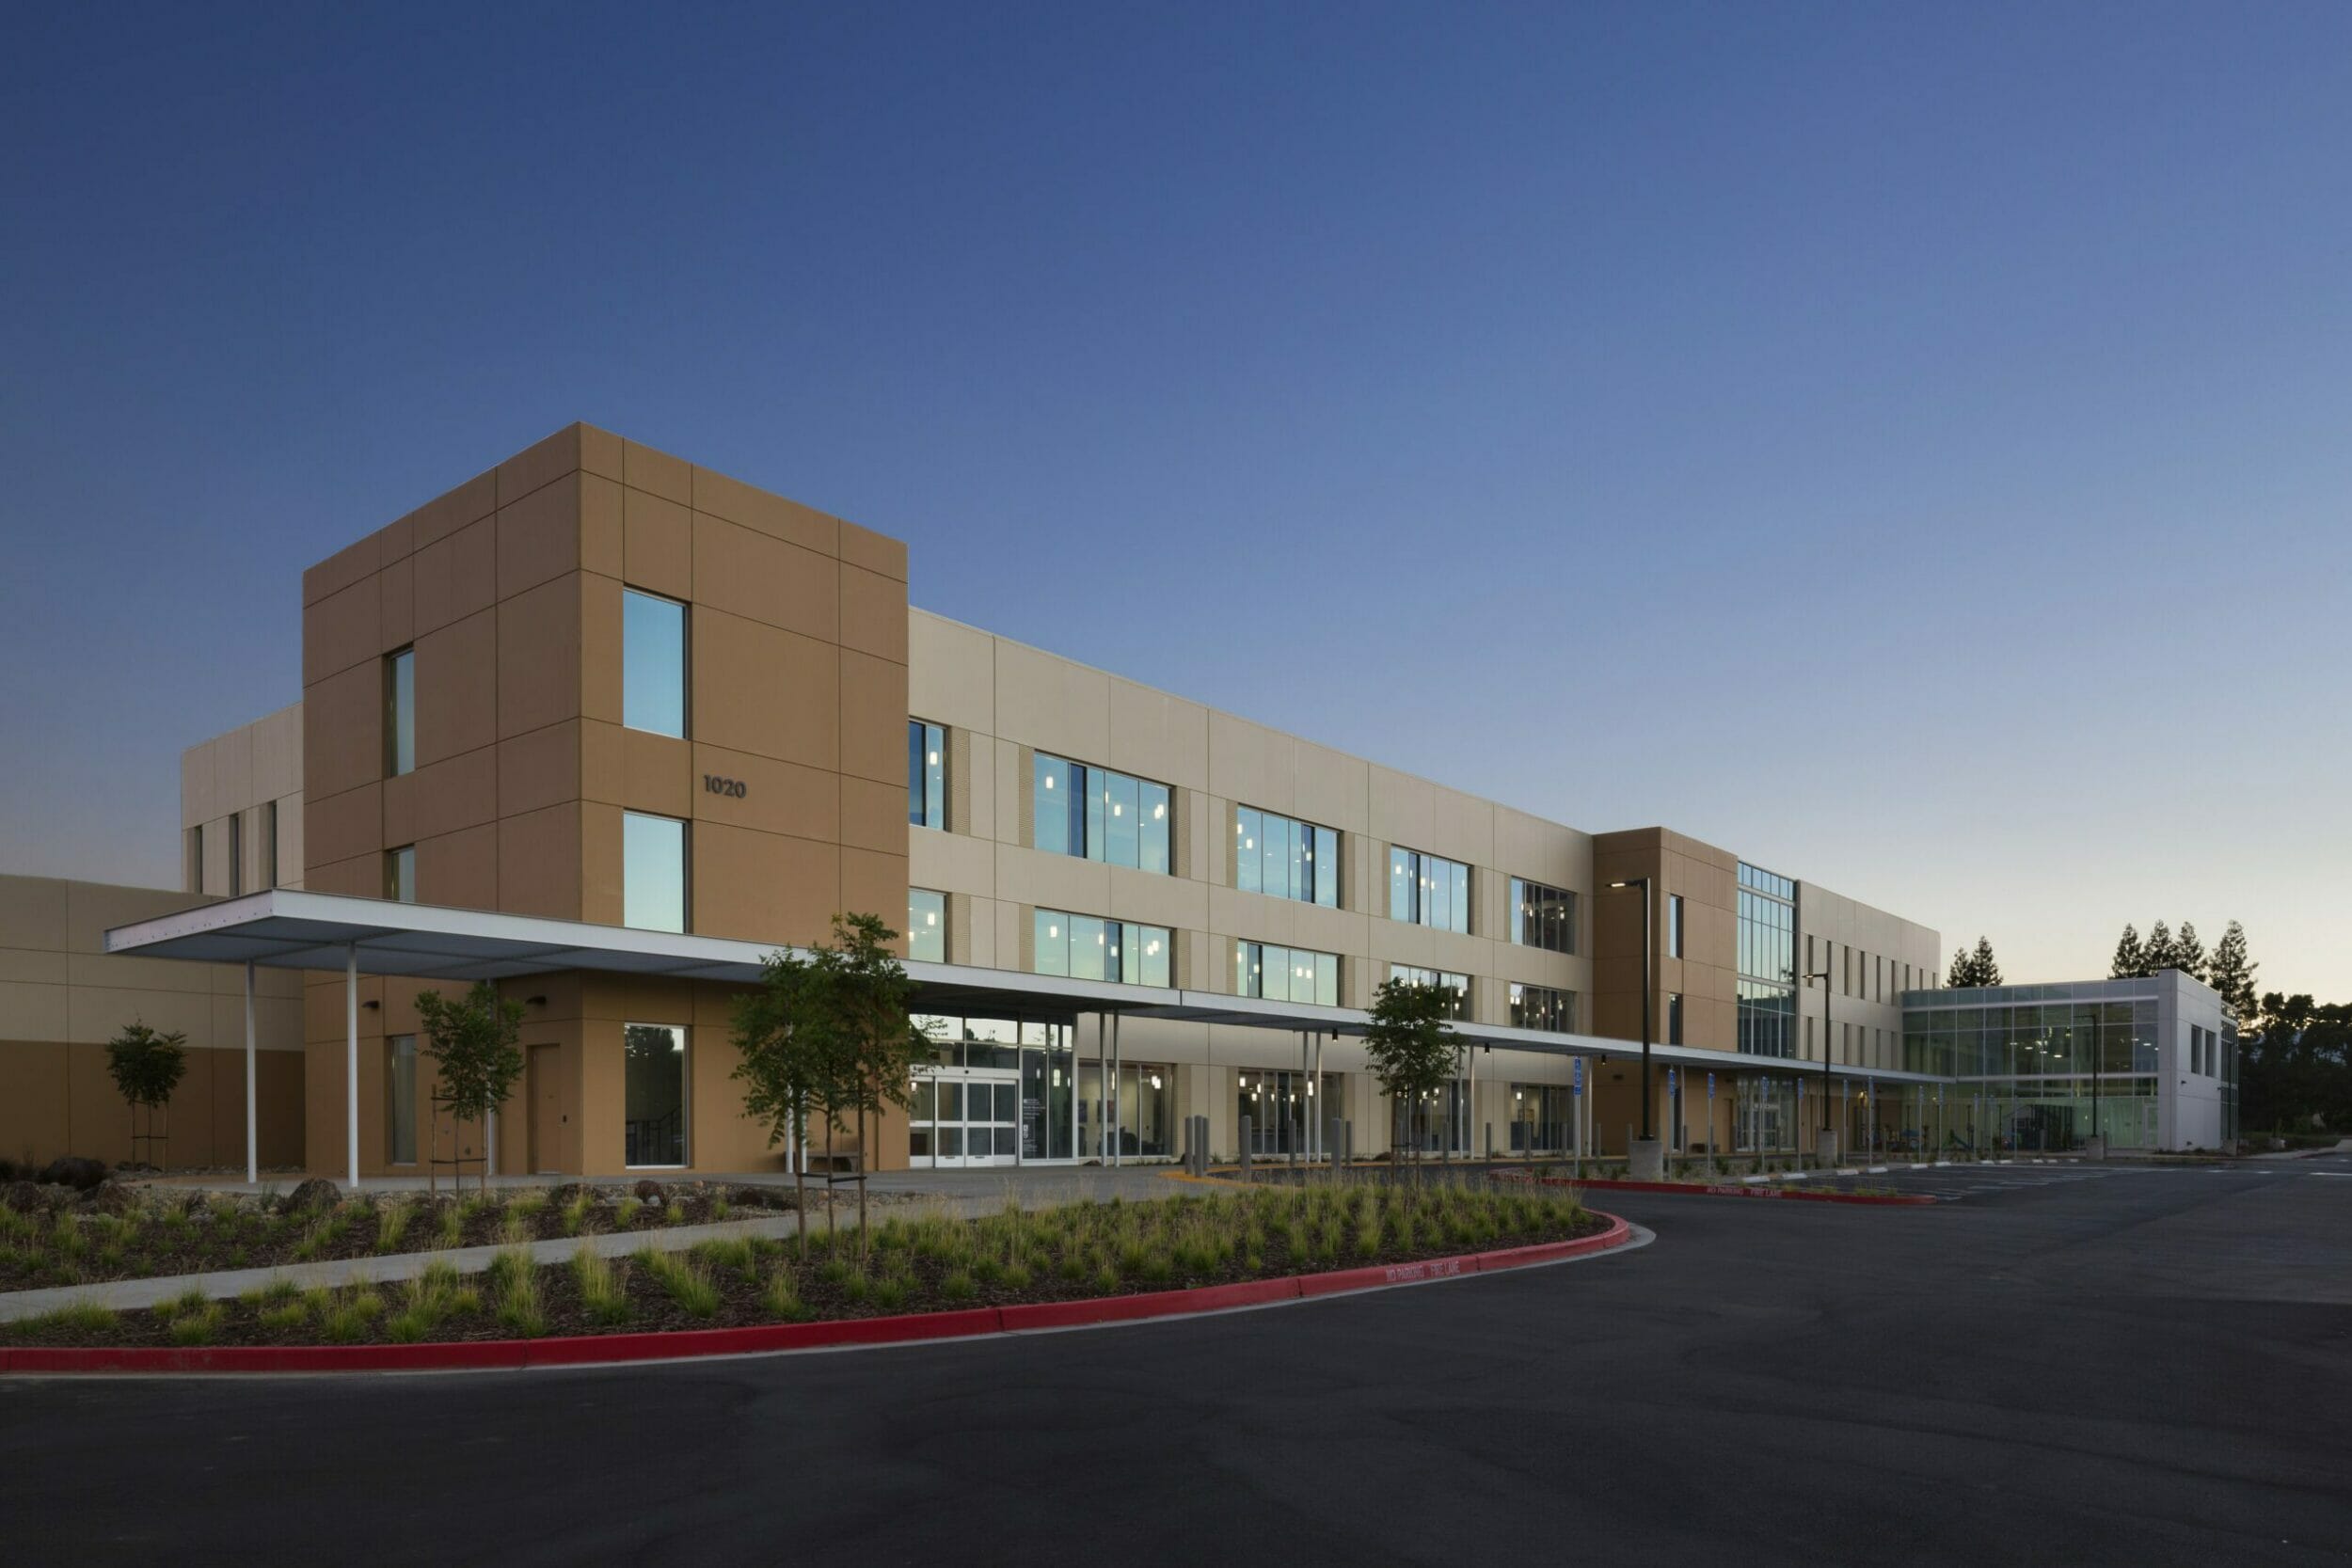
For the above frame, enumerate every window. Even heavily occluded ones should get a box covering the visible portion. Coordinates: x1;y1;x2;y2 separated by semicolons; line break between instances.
385;845;416;904
1032;910;1171;987
621;589;687;738
1235;942;1340;1006
908;888;946;963
1235;808;1339;907
385;647;416;776
1737;866;1796;1057
1033;754;1170;873
623;812;687;932
1388;964;1470;1020
1509;879;1575;953
385;1035;418;1164
908;721;946;829
624;1023;688;1167
1388;847;1470;933
264;801;278;889
1668;895;1685;958
1668;992;1684;1046
186;824;202;895
228;812;243;898
1508;982;1574;1032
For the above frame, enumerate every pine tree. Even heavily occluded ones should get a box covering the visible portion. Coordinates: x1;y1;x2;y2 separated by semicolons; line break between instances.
1946;945;1975;988
2206;921;2259;1018
2142;920;2175;974
2171;921;2207;982
1969;936;2002;987
2109;924;2144;979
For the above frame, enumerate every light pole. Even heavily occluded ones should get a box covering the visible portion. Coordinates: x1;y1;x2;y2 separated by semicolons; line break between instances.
1806;965;1834;1163
1607;877;1661;1180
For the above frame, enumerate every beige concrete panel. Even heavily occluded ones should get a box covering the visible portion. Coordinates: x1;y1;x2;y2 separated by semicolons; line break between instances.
841;774;905;856
994;845;1111;919
687;744;838;843
622;439;691;505
1289;901;1371;959
691;609;839;768
842;847;909;930
581;571;622;725
1206;711;1291;816
65;947;228;996
839;650;908;786
0;944;69;984
690;466;836;557
1426;785;1496;871
1291;739;1370;836
303;575;382;687
407;607;494;768
908;611;995;734
1214;888;1296;947
622;727;692;820
1104;863;1208;933
210;732;254;823
70;983;215;1051
305;783;382;870
838;562;907;664
411;514;498;639
1494;808;1581;890
992;899;1019;973
691;823;839;947
837;519;906;582
278;791;307;887
993;738;1023;843
500;802;583;921
623;487;692;599
1367;766;1437;853
206;990;303;1053
580;717;624;805
499;720;580;818
494;424;583;506
1105;678;1207;791
418;822;499;911
994;640;1110;763
0;876;70;950
0;981;70;1041
303;531;379;607
908;828;993;898
181;743;213;832
408;745;500;843
691;512;837;640
580;472;624;580
378;553;416;651
498;575;583;740
497;470;583;599
581;801;622;926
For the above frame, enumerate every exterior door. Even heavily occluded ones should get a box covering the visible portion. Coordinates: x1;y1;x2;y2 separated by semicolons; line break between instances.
528;1044;563;1175
910;1069;1021;1168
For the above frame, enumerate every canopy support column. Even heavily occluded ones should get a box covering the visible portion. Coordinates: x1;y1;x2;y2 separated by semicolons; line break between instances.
244;960;258;1186
344;943;359;1192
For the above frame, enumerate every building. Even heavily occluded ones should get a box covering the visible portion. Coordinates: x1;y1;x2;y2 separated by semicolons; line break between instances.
1899;970;2239;1152
19;422;2010;1180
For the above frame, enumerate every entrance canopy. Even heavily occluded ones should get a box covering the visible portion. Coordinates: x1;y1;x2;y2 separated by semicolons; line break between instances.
106;888;1948;1085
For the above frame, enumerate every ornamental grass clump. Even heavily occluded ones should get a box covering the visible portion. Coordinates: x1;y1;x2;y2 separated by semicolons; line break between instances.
639;1245;721;1318
573;1246;631;1326
373;1198;413;1255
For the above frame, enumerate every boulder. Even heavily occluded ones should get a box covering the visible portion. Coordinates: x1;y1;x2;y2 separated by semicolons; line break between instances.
38;1156;109;1192
5;1180;47;1214
279;1177;342;1215
76;1181;136;1216
631;1178;667;1204
547;1182;598;1210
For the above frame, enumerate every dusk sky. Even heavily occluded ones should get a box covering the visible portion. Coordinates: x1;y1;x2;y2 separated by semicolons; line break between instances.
3;3;2346;997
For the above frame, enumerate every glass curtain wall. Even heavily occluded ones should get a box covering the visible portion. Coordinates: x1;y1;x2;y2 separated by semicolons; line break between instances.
1509;879;1575;953
1508;983;1574;1032
1902;981;2165;1151
1736;863;1796;1057
910;1017;1077;1164
1508;1084;1573;1152
1236;1069;1342;1155
1078;1062;1175;1159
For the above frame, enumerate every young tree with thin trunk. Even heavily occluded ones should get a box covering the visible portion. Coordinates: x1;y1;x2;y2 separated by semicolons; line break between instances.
821;911;935;1256
414;981;526;1196
1361;978;1458;1185
106;1020;188;1166
729;946;834;1255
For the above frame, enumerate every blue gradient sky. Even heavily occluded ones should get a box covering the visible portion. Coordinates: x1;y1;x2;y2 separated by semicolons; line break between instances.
3;3;2346;995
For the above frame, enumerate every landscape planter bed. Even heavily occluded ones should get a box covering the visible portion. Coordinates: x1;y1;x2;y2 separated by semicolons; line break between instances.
0;1190;1629;1374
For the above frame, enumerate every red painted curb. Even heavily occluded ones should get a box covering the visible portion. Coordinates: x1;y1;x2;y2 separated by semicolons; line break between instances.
0;1213;1633;1376
1517;1177;1935;1207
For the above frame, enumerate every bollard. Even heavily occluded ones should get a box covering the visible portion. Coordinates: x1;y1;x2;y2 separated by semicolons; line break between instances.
1327;1116;1343;1174
1195;1115;1210;1176
1238;1115;1253;1180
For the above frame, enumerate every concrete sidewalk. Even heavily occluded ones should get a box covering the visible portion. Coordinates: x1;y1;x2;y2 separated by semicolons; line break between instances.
1;1166;1186;1323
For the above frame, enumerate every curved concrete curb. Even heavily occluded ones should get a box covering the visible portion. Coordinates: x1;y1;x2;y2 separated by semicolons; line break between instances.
0;1213;1632;1376
1514;1177;1936;1207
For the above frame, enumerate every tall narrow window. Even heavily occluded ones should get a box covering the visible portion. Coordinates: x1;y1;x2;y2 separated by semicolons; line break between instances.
908;721;946;829
908;888;946;963
264;800;279;889
624;1023;688;1167
1668;992;1685;1046
385;1036;418;1164
228;812;243;897
622;812;687;932
385;648;416;777
1668;895;1686;958
186;825;203;895
622;590;687;738
385;846;416;904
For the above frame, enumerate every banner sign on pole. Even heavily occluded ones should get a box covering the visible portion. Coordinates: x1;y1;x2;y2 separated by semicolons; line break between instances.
1572;1057;1583;1095
1707;1072;1715;1099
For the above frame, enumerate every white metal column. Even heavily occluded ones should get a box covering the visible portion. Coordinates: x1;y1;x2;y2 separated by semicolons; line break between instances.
345;943;360;1191
243;960;258;1186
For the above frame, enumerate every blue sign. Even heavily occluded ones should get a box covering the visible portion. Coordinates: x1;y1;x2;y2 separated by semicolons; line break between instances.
1707;1071;1715;1099
1667;1068;1677;1094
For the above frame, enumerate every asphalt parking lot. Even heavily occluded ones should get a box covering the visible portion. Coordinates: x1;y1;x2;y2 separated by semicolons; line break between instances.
5;1159;2346;1568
